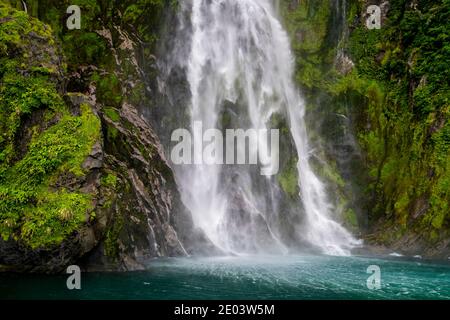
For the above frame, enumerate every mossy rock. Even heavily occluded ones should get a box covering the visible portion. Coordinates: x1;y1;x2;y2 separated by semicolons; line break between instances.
0;4;102;253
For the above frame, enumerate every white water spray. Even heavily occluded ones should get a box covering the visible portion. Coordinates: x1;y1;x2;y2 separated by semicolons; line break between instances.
174;0;360;255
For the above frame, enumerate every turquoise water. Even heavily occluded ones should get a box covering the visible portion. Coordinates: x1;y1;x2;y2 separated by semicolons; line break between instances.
1;255;449;300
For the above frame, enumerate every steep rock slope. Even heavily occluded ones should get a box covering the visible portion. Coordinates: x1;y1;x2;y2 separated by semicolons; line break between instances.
346;0;449;257
281;0;449;258
0;1;211;273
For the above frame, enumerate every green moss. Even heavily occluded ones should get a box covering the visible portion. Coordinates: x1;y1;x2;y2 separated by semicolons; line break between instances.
11;103;101;179
280;0;365;230
123;4;143;24
281;0;332;90
344;208;358;229
0;3;64;175
103;107;120;123
0;74;64;172
92;73;122;107
0;97;101;248
20;191;92;249
104;213;124;259
282;0;450;242
123;0;165;25
344;0;450;240
316;162;346;188
106;123;119;141
128;82;146;106
0;3;54;53
277;157;299;198
62;32;110;68
101;173;118;189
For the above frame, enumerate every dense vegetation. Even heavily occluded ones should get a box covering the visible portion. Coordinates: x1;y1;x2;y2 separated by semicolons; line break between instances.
0;0;188;269
347;0;449;244
282;0;449;251
0;0;206;274
0;0;448;269
0;3;100;249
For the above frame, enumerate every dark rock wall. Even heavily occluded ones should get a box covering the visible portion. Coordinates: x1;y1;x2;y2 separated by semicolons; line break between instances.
281;0;450;258
0;0;214;273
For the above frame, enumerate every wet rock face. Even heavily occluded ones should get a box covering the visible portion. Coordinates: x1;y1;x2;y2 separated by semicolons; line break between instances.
220;190;284;254
336;53;355;75
0;97;102;273
0;2;215;273
82;102;209;271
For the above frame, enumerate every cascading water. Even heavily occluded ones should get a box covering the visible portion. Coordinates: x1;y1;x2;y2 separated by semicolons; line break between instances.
163;0;361;256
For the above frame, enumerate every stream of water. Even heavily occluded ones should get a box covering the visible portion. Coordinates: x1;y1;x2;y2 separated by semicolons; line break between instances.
172;0;360;256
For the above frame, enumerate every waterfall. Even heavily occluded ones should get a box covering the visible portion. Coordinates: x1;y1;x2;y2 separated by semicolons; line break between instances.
22;1;28;13
164;0;361;256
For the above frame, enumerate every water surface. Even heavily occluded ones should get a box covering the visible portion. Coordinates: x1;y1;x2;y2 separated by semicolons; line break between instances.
1;255;449;300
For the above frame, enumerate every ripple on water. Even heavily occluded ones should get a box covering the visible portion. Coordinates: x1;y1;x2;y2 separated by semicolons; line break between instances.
0;255;449;300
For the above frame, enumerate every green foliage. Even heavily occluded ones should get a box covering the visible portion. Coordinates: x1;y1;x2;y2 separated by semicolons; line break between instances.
123;0;165;24
121;0;166;44
348;28;384;81
0;3;63;174
34;0;101;31
317;162;346;188
282;0;450;240
0;102;100;248
0;6;102;248
282;0;333;90
0;3;54;55
0;0;168;255
104;212;123;259
19;191;91;249
103;107;120;122
0;74;64;174
281;0;367;229
101;173;118;189
343;208;358;229
92;73;122;107
62;32;110;68
106;123;119;141
277;157;299;198
344;0;450;238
